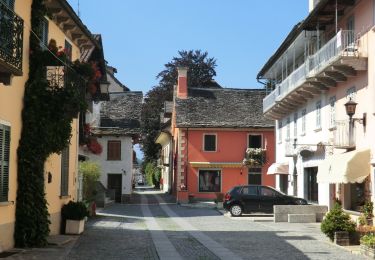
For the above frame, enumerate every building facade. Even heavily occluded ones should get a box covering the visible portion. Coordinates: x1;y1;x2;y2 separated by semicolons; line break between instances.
258;0;375;216
0;0;101;251
172;68;275;203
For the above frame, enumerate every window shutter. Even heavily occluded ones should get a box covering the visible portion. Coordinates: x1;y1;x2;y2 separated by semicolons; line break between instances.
0;125;10;202
60;146;69;196
107;141;121;160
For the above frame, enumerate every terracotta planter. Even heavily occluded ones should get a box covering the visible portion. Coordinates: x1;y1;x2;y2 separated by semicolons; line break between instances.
65;219;85;234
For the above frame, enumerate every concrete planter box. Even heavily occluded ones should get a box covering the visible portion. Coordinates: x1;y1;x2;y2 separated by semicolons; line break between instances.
360;244;375;258
334;231;349;246
274;205;328;222
65;219;85;235
216;202;223;209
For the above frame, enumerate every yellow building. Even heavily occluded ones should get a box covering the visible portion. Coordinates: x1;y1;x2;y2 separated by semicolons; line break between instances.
0;0;100;251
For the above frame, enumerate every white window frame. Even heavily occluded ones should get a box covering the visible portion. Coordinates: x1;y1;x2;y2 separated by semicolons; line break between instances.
329;96;336;129
301;109;306;136
316;101;321;129
203;133;217;152
286;117;290;141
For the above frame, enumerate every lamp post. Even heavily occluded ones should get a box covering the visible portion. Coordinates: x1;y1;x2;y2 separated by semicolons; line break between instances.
344;98;357;147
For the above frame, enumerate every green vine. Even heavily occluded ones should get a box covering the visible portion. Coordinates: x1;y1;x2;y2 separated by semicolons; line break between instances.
14;0;92;247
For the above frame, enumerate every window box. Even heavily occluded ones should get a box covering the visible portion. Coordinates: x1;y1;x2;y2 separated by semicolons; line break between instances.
243;148;266;167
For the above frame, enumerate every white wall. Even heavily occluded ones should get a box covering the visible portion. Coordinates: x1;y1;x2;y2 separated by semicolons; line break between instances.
81;136;134;195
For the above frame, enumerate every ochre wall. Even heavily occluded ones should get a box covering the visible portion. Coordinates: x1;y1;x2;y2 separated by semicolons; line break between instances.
43;16;81;235
0;0;32;251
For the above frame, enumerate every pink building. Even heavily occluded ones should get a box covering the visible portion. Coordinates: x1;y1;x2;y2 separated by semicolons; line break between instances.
171;67;275;203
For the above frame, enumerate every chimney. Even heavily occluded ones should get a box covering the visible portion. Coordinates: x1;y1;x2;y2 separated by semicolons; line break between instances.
177;67;188;99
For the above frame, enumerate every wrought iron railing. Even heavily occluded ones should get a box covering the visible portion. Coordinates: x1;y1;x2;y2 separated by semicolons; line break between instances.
0;2;23;73
263;30;359;114
333;120;356;148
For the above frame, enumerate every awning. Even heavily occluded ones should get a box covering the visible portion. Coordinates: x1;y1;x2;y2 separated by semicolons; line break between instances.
190;162;243;168
317;149;371;184
267;163;289;175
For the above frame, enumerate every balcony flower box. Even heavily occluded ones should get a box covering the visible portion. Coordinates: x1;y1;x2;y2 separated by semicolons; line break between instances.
243;148;266;167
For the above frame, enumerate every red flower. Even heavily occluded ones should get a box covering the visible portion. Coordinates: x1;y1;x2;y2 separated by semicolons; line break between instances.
88;138;102;155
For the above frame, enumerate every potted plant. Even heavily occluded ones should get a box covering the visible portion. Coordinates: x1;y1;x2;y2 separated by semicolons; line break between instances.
364;201;374;226
61;201;89;234
321;203;356;245
360;233;375;258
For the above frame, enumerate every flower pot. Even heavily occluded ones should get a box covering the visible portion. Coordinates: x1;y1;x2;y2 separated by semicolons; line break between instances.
334;231;349;246
65;219;85;234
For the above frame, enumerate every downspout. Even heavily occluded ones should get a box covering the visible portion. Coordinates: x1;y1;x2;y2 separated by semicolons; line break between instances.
185;128;189;190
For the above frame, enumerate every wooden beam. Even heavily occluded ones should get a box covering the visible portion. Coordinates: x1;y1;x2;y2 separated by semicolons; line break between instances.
330;65;356;77
322;71;347;82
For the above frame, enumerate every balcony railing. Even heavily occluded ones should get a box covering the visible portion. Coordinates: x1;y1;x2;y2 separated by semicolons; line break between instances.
307;30;356;76
263;30;362;115
333;120;356;148
0;2;23;75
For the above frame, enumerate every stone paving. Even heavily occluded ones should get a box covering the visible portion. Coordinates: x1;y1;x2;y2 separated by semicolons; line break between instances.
6;189;367;260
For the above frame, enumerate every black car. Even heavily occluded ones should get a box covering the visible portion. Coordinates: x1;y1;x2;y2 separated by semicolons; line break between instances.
223;185;307;216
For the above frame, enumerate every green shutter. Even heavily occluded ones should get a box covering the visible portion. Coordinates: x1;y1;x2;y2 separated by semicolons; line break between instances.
0;124;10;202
60;146;69;196
8;0;14;10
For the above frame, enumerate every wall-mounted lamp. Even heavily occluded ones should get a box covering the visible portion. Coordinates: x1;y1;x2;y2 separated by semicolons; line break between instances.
344;98;366;127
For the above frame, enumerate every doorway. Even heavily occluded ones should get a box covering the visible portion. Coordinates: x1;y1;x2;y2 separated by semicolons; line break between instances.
108;174;122;203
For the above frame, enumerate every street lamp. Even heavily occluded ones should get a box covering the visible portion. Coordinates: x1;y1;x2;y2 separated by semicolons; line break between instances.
344;98;357;119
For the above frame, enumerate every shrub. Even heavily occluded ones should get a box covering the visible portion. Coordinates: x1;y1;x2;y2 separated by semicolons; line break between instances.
321;203;356;241
144;162;161;188
61;201;89;220
364;201;374;219
361;233;375;248
79;161;101;201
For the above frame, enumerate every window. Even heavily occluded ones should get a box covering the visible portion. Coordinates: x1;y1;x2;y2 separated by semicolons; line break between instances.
107;140;121;160
347;16;355;44
346;86;356;101
293;113;298;137
301;109;306;135
242;186;258;196
316;101;321;129
64;40;72;61
248;168;262;185
260;186;278;197
203;134;216;152
0;124;10;202
248;134;262;148
39;18;48;49
199;170;221;192
60;146;69;196
286;117;290;141
329;96;336;128
278;120;282;143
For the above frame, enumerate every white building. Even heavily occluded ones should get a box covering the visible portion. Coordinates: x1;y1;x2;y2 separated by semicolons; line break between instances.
258;0;375;216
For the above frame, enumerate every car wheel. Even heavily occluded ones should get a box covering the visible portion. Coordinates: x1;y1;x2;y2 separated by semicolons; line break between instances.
230;205;242;217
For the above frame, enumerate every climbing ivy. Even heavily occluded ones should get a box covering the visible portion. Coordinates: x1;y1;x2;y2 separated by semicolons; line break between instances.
14;0;92;247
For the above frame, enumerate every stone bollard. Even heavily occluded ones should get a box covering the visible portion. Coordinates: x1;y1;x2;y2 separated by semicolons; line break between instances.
334;231;349;246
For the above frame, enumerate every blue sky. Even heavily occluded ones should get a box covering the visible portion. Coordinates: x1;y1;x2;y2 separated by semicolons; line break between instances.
68;0;308;92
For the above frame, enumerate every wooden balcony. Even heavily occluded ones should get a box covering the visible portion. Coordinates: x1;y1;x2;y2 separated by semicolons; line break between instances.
0;2;23;84
263;30;367;120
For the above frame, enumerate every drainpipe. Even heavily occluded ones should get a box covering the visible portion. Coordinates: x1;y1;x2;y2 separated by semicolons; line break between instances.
185;128;189;189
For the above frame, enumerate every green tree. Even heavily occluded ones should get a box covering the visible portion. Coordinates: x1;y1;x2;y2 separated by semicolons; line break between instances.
79;161;101;201
141;50;218;163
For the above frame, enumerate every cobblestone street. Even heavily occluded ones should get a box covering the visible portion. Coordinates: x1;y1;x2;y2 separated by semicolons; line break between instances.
8;188;366;260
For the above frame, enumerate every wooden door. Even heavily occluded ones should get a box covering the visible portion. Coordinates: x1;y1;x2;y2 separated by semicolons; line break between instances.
108;174;122;203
